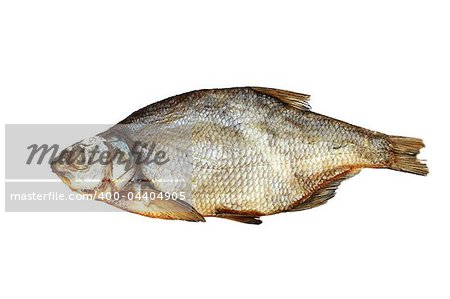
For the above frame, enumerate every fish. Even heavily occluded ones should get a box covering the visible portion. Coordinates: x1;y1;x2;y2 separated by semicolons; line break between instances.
51;87;428;224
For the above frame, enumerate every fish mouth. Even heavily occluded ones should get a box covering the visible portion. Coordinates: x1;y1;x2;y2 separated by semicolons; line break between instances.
55;172;81;192
58;174;72;186
51;165;72;187
50;160;71;186
53;171;73;187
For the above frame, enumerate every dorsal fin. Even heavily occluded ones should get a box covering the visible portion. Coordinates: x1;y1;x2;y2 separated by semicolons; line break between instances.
289;168;361;212
250;87;311;111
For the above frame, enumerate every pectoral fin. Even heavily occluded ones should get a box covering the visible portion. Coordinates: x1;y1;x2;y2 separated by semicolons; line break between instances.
139;196;206;222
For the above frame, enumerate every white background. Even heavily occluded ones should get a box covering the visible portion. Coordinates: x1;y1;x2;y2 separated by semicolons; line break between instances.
1;1;449;298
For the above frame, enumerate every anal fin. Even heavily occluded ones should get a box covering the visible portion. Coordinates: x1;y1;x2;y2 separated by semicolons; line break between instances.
290;168;361;212
215;214;263;225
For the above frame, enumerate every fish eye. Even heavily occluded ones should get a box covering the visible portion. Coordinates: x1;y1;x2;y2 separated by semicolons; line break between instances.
68;146;89;170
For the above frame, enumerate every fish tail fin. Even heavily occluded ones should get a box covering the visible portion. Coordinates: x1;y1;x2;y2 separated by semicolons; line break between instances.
387;136;428;176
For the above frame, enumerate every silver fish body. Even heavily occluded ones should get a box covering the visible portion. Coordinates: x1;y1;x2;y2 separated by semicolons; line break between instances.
52;87;428;224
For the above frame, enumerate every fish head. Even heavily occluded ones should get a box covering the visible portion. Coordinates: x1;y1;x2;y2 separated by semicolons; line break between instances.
51;135;136;194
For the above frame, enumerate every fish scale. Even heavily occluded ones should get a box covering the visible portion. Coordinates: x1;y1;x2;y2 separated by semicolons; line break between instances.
189;89;371;215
